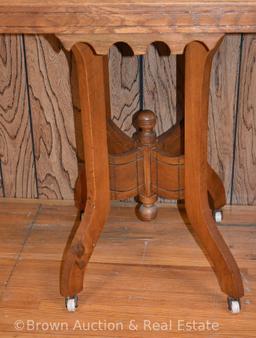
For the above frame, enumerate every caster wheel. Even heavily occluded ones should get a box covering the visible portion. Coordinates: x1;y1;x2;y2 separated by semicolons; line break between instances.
213;209;223;223
65;295;78;312
227;297;241;314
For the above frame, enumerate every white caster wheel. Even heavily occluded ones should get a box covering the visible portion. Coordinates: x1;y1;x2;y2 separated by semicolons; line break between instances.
65;295;78;312
213;210;223;223
227;297;241;314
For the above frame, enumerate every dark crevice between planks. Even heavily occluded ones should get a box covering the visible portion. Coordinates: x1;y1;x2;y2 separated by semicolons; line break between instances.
139;55;144;110
21;34;39;199
0;159;5;197
176;54;185;123
3;204;42;295
230;34;244;205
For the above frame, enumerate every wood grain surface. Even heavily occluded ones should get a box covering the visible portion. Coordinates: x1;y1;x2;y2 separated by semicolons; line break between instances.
0;34;255;205
143;44;177;136
1;1;256;40
0;202;255;337
109;44;140;137
0;35;37;198
232;35;256;205
208;35;242;203
23;35;77;199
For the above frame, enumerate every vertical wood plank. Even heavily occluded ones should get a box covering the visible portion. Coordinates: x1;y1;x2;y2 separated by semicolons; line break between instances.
143;44;177;136
109;45;140;137
24;35;78;200
232;35;256;205
208;35;242;203
0;35;37;198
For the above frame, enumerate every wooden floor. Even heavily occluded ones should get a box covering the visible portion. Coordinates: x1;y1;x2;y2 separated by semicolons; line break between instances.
0;201;255;337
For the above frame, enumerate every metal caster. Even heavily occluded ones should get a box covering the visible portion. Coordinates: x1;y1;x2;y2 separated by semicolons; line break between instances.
213;209;223;223
65;295;78;312
227;297;241;314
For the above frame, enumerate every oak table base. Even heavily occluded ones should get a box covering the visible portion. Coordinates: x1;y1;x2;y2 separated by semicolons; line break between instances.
60;41;244;313
1;0;254;316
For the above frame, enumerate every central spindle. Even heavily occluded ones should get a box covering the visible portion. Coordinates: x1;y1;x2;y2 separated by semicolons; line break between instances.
133;110;158;221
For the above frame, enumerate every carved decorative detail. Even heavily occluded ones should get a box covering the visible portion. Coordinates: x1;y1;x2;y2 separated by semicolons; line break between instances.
133;110;158;221
107;111;185;221
57;33;224;55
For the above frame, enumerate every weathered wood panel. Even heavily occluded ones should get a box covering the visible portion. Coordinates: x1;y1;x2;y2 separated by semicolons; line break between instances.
0;34;255;205
0;35;37;198
142;38;242;203
208;35;242;203
109;44;140;137
232;35;256;205
23;35;77;199
143;44;177;135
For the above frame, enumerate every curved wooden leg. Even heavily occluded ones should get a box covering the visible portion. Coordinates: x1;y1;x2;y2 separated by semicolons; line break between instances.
207;164;226;211
74;162;86;214
184;40;244;299
60;43;110;297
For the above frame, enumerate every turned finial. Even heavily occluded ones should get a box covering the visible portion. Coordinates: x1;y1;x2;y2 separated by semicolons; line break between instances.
134;110;157;146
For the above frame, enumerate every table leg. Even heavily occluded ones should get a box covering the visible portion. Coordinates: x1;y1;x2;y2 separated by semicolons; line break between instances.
184;40;244;306
60;43;110;309
207;164;226;211
74;162;87;215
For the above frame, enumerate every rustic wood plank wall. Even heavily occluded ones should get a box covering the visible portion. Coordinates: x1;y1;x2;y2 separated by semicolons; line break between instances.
24;35;78;200
143;44;177;135
232;35;256;205
109;44;140;137
0;35;37;198
208;35;242;204
0;34;255;205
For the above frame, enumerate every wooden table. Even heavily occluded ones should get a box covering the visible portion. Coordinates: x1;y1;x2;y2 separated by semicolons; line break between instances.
1;0;254;313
